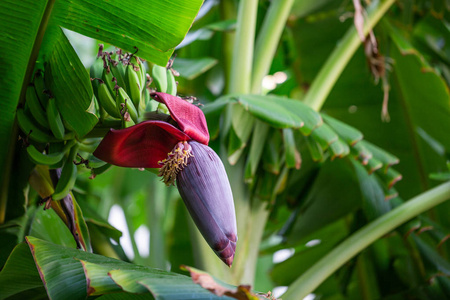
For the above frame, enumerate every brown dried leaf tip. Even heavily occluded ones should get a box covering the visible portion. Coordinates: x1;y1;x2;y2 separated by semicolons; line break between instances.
181;265;262;300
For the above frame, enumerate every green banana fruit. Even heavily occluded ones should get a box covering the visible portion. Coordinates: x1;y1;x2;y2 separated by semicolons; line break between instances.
137;58;147;91
26;140;75;166
46;98;65;140
97;82;121;118
16;108;56;143
90;163;112;178
53;144;79;201
33;71;49;108
102;65;116;94
116;87;138;124
90;58;104;101
125;62;142;110
166;68;177;96
25;84;50;129
152;64;167;93
110;61;127;91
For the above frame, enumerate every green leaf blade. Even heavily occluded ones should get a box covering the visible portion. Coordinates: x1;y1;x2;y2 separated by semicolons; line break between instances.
45;30;98;138
52;0;203;65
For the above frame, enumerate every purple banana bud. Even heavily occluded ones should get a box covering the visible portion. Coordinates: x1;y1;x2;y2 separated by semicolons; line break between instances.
176;141;238;267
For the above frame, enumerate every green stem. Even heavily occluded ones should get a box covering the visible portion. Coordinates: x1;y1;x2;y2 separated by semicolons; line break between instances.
302;0;395;111
147;179;167;269
282;181;450;300
232;198;269;284
228;0;259;94
251;0;295;94
220;0;237;94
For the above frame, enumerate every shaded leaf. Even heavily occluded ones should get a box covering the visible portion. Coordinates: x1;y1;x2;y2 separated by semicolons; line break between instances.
352;159;391;221
0;243;44;299
0;0;50;208
286;159;361;244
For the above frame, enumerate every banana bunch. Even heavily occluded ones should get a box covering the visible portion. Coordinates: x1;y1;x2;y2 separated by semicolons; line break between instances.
18;71;105;201
91;46;148;128
90;45;181;126
18;71;73;144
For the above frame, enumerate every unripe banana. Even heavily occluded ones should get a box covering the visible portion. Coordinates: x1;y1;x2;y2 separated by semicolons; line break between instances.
125;63;142;111
110;62;127;91
166;68;177;96
26;140;75;166
33;71;49;108
152;64;167;93
137;58;147;91
16;108;56;143
90;58;104;102
97;82;121;119
53;144;79;201
46;98;65;140
25;84;50;129
102;66;116;94
90;163;112;178
116;87;138;124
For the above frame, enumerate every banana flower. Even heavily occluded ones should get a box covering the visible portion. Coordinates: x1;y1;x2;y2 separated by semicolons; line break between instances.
94;92;237;266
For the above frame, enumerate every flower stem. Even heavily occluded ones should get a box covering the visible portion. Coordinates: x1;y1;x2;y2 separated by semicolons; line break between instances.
282;181;450;300
228;0;259;94
302;0;395;111
251;0;295;94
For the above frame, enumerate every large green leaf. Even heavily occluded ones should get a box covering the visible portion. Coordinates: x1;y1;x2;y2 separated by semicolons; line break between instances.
285;159;362;244
51;0;204;65
1;236;233;300
0;0;50;222
45;29;97;138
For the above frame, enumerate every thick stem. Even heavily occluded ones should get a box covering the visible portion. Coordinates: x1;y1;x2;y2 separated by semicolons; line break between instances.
282;181;450;300
227;0;259;94
302;0;395;111
232;198;269;284
251;0;295;94
220;1;237;94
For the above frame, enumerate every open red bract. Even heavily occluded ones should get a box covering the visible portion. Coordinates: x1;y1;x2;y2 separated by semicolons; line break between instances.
93;93;209;168
152;92;209;145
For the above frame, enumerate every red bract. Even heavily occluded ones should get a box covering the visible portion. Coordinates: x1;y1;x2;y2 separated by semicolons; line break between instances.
93;92;209;168
93;92;237;266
